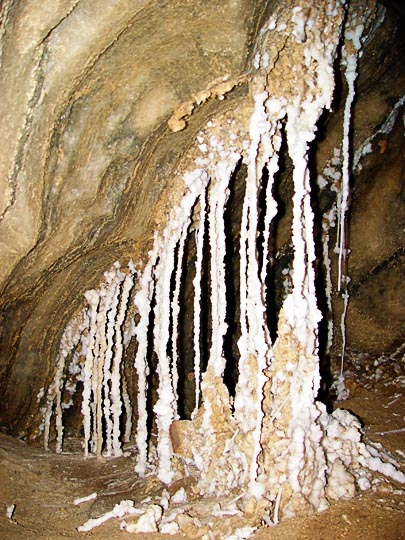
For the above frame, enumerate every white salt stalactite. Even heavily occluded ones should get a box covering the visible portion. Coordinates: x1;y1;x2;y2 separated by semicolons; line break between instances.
337;18;366;385
280;18;343;497
272;2;346;514
191;189;207;417
285;116;323;341
194;153;241;493
194;151;249;497
237;167;249;361
54;351;68;453
336;60;355;300
94;288;108;458
154;170;209;483
154;231;179;483
337;40;361;292
103;265;125;456
322;207;336;355
171;224;188;411
133;240;159;475
111;270;135;456
284;114;324;348
118;266;136;443
44;310;90;452
44;260;137;458
207;158;240;377
281;109;329;513
259;126;282;291
92;265;130;457
82;289;100;457
234;91;276;496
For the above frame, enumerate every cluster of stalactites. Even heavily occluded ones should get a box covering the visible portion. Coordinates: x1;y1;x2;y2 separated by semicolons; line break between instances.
41;0;405;528
130;0;348;506
43;0;343;498
43;261;135;457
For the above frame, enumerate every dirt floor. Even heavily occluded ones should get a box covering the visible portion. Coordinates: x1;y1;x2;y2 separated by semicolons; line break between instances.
1;380;404;540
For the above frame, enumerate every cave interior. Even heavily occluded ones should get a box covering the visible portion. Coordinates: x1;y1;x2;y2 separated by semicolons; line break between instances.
0;0;404;538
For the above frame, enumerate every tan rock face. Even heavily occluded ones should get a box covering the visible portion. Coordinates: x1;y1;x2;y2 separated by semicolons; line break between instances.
0;0;403;447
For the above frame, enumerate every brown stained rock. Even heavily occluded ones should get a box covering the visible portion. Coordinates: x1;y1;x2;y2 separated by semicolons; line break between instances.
170;419;195;459
343;112;405;355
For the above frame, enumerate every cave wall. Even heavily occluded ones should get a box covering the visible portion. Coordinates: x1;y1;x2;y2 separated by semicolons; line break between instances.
0;0;404;438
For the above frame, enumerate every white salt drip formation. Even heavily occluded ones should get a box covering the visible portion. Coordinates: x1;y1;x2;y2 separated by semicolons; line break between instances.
335;5;370;394
318;4;385;397
43;261;135;456
42;0;405;537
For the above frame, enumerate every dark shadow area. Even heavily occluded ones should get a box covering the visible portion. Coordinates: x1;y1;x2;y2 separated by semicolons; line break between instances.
222;159;245;399
307;110;338;412
262;128;291;344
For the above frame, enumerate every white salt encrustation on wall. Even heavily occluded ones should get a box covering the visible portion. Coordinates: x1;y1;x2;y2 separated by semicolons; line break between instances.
43;262;135;456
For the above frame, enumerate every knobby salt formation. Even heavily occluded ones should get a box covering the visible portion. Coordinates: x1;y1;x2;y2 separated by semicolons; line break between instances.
42;0;404;537
43;261;135;457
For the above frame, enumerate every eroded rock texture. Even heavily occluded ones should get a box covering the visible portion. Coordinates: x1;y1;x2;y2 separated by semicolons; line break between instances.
0;0;404;444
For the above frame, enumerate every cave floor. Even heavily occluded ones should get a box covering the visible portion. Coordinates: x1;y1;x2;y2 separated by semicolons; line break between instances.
0;381;404;540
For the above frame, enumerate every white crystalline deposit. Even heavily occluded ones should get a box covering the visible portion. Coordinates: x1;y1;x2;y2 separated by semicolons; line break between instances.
160;521;180;534
248;0;346;518
191;186;206;417
233;90;280;498
43;261;135;456
79;497;178;535
43;309;89;452
152;169;210;484
171;487;187;504
125;505;163;533
46;0;405;537
73;492;98;505
6;504;16;520
133;240;159;475
78;499;139;532
224;526;257;540
322;409;405;497
315;7;377;398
